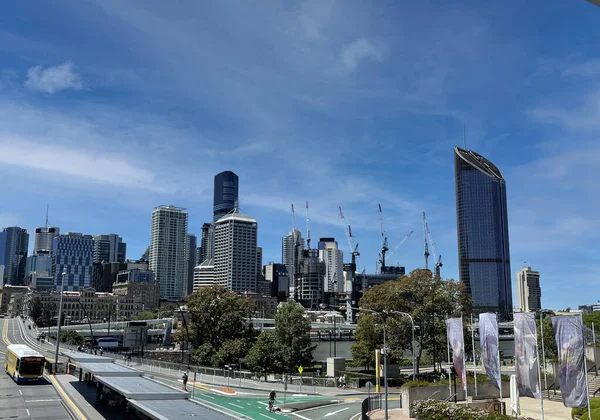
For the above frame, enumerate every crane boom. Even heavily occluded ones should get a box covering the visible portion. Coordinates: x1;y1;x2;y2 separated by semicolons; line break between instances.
378;204;389;272
388;230;414;259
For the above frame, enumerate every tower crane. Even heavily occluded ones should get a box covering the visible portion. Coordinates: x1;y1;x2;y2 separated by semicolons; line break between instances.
305;201;311;250
423;211;443;278
378;204;389;274
338;206;360;269
387;230;414;260
422;211;430;270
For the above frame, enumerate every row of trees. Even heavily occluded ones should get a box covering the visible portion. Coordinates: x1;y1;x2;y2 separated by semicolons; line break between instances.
29;297;57;328
183;286;314;375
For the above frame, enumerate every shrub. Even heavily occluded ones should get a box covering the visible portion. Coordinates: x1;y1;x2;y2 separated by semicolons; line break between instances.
411;399;535;420
580;407;600;420
572;398;600;419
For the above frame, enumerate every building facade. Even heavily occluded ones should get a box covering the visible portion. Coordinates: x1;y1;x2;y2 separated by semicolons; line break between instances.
213;171;239;222
297;249;325;309
200;223;212;263
25;253;53;278
93;234;126;264
33;227;60;254
149;205;188;301
454;146;513;321
193;259;215;291
318;238;344;293
282;229;304;292
516;266;541;312
52;233;94;291
0;227;30;285
0;285;29;315
187;234;197;295
115;267;155;284
112;281;160;312
214;212;257;293
263;263;289;300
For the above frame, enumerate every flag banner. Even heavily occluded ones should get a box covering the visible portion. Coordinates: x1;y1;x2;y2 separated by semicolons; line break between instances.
552;315;587;408
446;317;466;390
514;312;541;399
510;374;520;415
479;313;501;389
163;319;172;345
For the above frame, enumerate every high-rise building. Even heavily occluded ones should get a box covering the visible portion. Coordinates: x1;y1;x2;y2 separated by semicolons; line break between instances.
282;229;304;291
150;205;188;301
318;238;344;293
516;266;541;312
264;262;289;301
214;211;257;293
297;249;325;308
33;227;60;254
200;223;213;263
454;146;513;320
25;254;53;278
195;247;202;266
213;171;239;223
187;234;197;295
256;246;263;282
52;232;94;291
0;227;30;285
93;234;126;264
193;259;215;291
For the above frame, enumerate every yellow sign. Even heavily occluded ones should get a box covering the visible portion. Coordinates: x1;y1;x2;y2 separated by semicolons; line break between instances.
298;366;303;374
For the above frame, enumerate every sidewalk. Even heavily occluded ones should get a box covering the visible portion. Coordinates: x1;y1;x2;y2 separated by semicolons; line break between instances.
369;408;413;419
517;396;572;420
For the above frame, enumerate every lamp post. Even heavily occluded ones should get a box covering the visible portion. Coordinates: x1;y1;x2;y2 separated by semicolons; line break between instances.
387;310;416;381
174;302;191;366
360;308;388;420
54;272;66;374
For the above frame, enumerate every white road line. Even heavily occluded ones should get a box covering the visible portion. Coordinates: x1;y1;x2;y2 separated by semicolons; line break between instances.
289;413;312;420
259;414;278;420
26;399;61;403
324;407;350;417
19;389;22;395
26;409;30;417
228;403;245;409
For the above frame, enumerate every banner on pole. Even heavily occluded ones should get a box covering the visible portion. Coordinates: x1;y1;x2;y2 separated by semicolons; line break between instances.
479;313;501;389
163;319;172;345
552;315;587;408
509;374;520;415
446;317;466;390
514;312;541;399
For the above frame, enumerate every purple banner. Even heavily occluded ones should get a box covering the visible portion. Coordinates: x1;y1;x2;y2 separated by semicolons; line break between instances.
479;313;500;389
514;312;541;399
552;315;587;408
446;317;466;390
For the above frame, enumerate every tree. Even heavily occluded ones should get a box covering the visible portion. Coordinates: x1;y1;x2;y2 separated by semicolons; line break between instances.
274;301;315;373
246;332;283;379
60;330;84;346
186;285;256;367
351;314;381;370
29;297;43;325
134;311;156;321
538;315;557;363
42;301;57;328
353;269;471;373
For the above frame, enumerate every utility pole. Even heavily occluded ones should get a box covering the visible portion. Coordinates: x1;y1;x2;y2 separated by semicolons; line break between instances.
54;272;66;374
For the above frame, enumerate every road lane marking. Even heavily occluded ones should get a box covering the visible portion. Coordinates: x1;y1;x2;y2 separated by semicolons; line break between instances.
19;389;22;395
228;402;245;409
289;414;312;420
259;414;278;420
47;375;86;420
324;407;349;417
26;399;61;403
26;408;30;417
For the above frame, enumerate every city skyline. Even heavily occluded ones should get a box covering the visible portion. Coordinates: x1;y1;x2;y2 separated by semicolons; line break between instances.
1;1;598;309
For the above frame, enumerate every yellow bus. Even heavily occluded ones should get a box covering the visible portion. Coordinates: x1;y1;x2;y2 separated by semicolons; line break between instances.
4;344;45;383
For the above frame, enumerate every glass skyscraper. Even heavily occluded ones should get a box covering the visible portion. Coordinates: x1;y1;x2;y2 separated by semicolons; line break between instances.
0;227;29;285
213;171;239;222
454;146;513;321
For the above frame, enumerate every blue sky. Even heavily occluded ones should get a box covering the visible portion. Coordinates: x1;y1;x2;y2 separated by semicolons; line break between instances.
1;1;599;310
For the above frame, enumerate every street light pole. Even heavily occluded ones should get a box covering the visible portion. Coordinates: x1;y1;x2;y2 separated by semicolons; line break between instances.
54;272;66;374
360;308;388;420
388;310;416;381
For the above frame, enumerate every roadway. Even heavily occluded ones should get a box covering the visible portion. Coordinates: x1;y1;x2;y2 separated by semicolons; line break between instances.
0;318;73;419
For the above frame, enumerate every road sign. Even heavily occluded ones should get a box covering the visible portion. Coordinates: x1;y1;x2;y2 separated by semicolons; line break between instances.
366;381;373;390
298;366;303;374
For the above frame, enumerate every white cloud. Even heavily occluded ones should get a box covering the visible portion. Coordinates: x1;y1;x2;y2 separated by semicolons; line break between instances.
25;61;83;94
341;38;385;71
0;136;168;192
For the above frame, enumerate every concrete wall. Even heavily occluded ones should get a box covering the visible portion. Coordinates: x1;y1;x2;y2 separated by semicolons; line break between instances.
401;382;510;418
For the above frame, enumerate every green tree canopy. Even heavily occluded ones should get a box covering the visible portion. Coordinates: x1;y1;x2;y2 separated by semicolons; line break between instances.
134;311;156;321
274;301;315;373
29;297;43;325
246;332;283;379
352;269;471;373
186;285;256;367
42;301;57;327
60;330;84;346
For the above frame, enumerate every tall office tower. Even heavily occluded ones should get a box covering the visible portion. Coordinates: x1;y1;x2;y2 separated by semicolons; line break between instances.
455;146;513;320
214;210;257;293
150;205;188;301
297;249;325;308
187;234;197;295
516;266;541;312
193;259;215;291
318;238;344;293
264;263;290;301
282;229;305;291
195;247;202;266
256;246;263;281
52;232;94;291
200;223;213;262
93;234;127;263
213;171;239;223
33;227;60;254
0;227;30;285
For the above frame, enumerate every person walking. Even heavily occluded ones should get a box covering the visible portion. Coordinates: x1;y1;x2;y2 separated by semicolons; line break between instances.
268;390;276;412
99;347;103;356
182;371;189;391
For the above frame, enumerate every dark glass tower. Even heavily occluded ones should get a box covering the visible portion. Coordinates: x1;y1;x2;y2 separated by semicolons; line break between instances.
213;171;239;222
454;146;513;321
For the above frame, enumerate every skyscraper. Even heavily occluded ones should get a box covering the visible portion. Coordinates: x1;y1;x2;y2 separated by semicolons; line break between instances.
33;227;60;254
93;234;126;263
52;232;94;291
0;227;30;285
282;229;304;291
200;223;212;263
454;146;513;320
297;249;325;308
318;238;344;293
516;266;541;312
187;234;197;295
214;210;257;293
213;171;239;222
150;205;188;301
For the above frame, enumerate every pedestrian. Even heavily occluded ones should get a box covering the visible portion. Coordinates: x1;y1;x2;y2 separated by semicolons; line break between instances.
99;347;104;356
316;369;320;377
342;375;346;388
182;371;188;391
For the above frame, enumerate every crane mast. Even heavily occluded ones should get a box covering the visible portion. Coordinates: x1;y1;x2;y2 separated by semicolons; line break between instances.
422;211;430;270
378;204;389;273
305;201;311;250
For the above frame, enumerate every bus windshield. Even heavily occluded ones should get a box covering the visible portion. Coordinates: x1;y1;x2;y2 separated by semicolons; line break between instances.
19;357;44;375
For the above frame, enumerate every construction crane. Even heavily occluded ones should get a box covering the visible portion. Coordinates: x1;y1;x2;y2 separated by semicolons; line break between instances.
338;206;360;270
378;204;389;273
422;211;430;270
423;211;443;278
305;201;311;250
387;230;414;260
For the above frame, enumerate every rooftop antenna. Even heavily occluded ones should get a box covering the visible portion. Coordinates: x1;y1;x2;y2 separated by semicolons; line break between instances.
45;204;49;228
463;121;467;149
